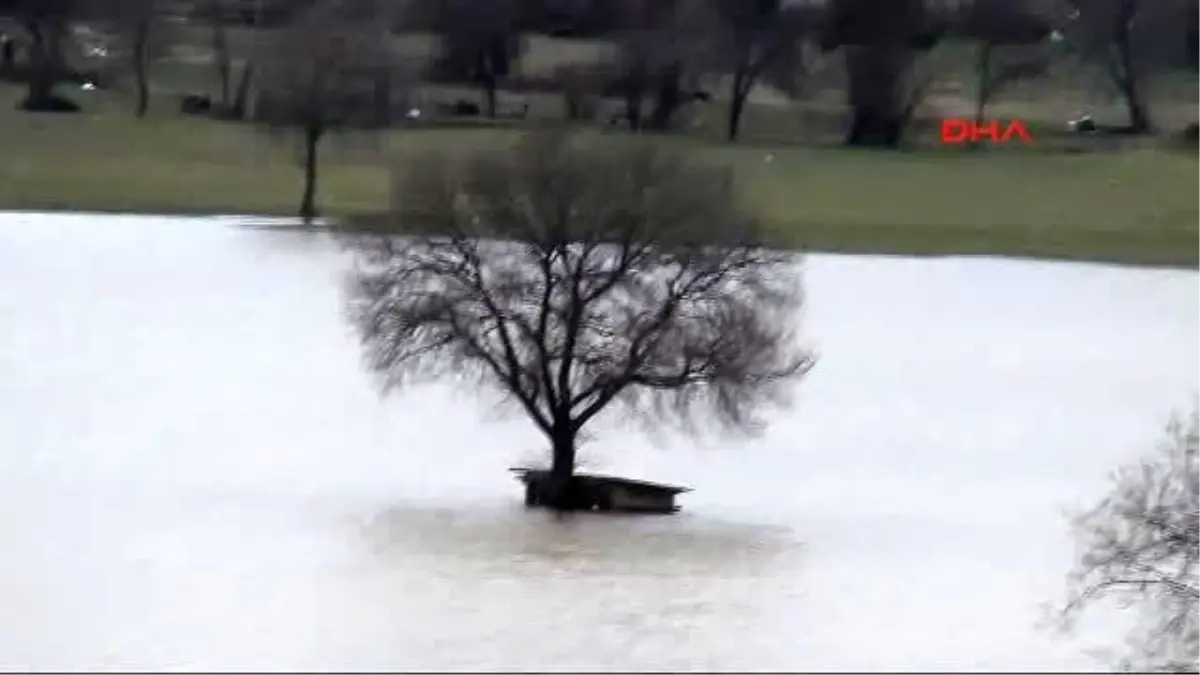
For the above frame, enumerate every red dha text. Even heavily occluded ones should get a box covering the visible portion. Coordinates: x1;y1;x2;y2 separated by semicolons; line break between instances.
940;119;1034;145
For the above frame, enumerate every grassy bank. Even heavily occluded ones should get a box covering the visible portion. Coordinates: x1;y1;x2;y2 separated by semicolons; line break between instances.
0;84;1196;268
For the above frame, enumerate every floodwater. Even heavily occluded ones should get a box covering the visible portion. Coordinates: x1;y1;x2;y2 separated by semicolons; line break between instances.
0;213;1196;671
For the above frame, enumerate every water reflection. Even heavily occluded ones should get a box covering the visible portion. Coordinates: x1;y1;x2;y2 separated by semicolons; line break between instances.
348;503;808;671
360;501;803;572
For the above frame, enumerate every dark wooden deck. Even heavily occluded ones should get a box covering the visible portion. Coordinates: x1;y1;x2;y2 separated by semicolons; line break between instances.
509;468;690;514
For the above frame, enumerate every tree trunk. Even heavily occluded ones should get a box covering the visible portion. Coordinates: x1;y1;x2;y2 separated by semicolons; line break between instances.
845;107;903;148
843;46;908;149
1121;87;1151;133
373;71;391;126
1188;18;1198;73
477;52;498;119
231;61;253;119
23;21;61;108
974;44;991;126
648;63;683;131
0;35;15;73
483;76;498;118
1114;40;1151;133
543;424;578;511
625;91;643;130
622;63;647;131
132;23;150;119
971;45;991;151
210;3;232;108
245;0;266;120
727;69;750;142
300;123;321;224
1105;0;1151;135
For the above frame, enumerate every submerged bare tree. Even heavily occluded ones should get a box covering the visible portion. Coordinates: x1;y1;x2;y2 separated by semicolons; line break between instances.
344;131;815;509
1058;403;1199;673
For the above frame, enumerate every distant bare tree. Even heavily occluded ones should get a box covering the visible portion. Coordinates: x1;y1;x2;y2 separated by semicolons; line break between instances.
257;0;403;223
554;62;606;121
118;0;154;116
713;0;810;142
183;0;235;110
1057;403;1199;673
428;0;525;118
9;0;80;110
819;0;948;148
609;0;714;132
1061;0;1195;133
101;0;177;117
956;0;1055;138
1188;2;1198;73
607;8;656;130
344;131;815;510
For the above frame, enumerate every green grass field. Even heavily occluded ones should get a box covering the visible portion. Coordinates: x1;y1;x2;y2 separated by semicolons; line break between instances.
0;80;1196;268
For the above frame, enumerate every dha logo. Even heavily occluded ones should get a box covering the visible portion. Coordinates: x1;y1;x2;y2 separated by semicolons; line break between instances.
940;119;1034;145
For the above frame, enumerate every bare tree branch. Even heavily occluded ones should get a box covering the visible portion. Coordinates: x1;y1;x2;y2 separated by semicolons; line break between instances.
1057;402;1199;673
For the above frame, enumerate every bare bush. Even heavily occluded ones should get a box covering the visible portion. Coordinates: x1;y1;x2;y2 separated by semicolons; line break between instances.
343;130;815;509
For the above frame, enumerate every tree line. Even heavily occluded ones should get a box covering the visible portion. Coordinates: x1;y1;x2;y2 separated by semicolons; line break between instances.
0;0;1196;228
4;0;1193;224
2;0;1197;143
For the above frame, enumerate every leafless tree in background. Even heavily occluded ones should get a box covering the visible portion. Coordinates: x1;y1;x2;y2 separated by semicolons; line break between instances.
1061;0;1195;133
123;0;154;117
103;0;176;117
609;0;715;131
818;0;947;148
257;0;403;222
713;0;810;142
956;0;1056;138
1188;2;1198;74
1057;403;1199;673
186;0;235;110
427;0;526;118
9;0;80;110
344;131;815;510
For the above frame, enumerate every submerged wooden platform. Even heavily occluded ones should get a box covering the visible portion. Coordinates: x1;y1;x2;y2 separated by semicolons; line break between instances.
509;468;690;514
